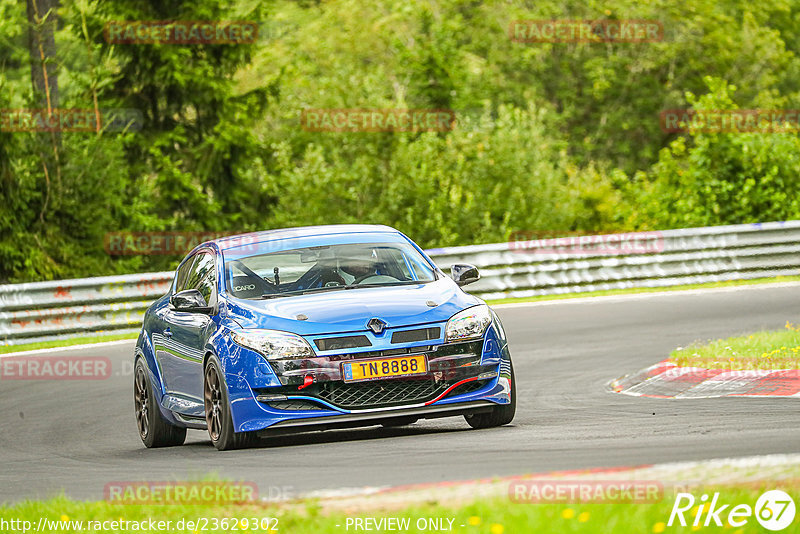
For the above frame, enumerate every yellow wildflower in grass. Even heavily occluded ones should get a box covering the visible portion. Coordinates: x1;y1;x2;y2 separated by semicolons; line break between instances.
468;516;481;526
578;512;590;522
490;524;504;534
652;523;666;533
60;515;69;522
561;508;575;519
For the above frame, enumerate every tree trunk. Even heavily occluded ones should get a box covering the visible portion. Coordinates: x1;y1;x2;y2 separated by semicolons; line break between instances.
26;0;60;110
26;0;61;225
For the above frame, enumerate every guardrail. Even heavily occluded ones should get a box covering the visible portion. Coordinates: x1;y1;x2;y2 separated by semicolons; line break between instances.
3;221;800;345
427;220;800;300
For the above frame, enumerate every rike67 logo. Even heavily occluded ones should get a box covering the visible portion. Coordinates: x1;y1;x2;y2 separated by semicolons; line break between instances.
669;490;796;531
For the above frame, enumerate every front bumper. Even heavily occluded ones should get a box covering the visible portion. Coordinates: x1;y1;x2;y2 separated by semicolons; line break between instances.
257;401;497;436
226;328;512;433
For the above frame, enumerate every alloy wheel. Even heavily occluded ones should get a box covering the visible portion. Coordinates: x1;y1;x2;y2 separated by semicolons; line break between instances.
134;366;149;439
204;366;223;441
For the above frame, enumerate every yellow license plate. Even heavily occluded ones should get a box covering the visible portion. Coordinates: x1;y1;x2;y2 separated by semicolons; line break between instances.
342;355;427;382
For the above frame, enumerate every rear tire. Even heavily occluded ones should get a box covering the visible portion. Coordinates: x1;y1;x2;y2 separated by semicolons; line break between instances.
204;355;258;451
134;358;187;448
465;360;516;429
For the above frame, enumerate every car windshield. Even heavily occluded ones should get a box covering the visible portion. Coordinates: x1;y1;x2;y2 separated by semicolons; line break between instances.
225;242;437;299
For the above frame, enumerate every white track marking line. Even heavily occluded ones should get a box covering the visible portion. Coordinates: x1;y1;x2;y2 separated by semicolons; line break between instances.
0;339;135;358
491;281;800;309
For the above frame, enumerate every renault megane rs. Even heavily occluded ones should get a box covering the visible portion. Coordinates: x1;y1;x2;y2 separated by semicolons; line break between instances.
134;225;515;450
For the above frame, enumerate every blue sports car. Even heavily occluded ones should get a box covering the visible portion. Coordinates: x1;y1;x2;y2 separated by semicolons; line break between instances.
134;225;515;450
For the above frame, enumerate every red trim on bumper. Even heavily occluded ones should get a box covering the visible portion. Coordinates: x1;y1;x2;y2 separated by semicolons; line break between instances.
424;376;479;405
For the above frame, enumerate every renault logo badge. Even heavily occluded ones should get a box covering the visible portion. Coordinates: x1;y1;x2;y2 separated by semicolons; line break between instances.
367;318;387;334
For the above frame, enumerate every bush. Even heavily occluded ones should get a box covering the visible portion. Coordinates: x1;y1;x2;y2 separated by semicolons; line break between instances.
264;105;621;248
626;77;800;229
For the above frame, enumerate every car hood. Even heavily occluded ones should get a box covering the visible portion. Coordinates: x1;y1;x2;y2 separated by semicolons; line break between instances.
224;278;482;335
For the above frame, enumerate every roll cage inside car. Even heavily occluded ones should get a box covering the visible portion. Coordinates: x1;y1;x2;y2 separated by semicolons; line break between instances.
223;242;439;300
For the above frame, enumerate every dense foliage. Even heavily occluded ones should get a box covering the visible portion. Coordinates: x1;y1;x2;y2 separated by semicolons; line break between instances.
1;0;800;282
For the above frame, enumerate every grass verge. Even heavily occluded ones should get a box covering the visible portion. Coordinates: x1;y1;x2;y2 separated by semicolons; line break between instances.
670;321;800;370
485;275;800;306
0;332;138;354
2;482;797;533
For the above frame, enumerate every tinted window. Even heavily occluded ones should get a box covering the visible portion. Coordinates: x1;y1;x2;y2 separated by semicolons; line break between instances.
185;252;216;303
174;256;195;292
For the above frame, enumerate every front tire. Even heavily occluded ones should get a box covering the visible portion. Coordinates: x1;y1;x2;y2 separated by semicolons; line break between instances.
465;361;516;429
134;358;187;448
204;355;258;451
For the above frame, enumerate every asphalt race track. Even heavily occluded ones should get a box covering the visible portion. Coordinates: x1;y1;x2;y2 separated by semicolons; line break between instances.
2;284;800;503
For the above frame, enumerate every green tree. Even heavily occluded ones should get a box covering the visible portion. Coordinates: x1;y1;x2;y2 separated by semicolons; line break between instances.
626;77;800;229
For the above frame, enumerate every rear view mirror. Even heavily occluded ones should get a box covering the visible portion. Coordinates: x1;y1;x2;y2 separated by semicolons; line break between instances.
451;264;480;287
169;289;212;313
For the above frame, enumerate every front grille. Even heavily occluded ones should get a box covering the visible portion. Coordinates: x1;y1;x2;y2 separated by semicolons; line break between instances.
314;335;371;351
317;378;448;409
391;327;441;344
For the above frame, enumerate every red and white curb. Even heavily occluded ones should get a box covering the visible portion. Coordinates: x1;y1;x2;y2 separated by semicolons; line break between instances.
610;360;800;398
297;453;800;510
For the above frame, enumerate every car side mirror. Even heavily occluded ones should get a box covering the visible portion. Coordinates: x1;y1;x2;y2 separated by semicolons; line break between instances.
451;264;480;287
170;289;212;313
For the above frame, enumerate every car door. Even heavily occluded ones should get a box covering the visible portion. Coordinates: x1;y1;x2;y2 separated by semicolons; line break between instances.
156;250;217;405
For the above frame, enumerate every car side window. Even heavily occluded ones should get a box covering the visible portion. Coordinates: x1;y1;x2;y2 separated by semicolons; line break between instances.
185;252;217;304
174;256;196;293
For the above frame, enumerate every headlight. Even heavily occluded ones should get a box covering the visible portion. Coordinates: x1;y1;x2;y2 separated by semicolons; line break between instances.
444;304;492;342
232;329;315;360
